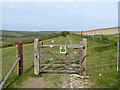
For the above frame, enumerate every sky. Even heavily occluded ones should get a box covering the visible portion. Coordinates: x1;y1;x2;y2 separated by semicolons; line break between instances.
1;1;119;31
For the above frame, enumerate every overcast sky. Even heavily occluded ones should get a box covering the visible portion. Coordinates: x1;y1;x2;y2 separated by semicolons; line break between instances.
2;1;118;31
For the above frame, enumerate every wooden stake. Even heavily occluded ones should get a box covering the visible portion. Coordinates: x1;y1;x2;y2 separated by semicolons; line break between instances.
34;39;40;75
81;31;83;37
18;41;23;76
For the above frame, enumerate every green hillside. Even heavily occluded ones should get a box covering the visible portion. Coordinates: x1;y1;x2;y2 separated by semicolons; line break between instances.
1;30;78;47
1;34;118;88
1;30;60;47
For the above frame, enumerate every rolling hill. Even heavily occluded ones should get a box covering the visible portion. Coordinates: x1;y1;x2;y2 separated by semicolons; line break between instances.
74;27;119;35
1;30;60;47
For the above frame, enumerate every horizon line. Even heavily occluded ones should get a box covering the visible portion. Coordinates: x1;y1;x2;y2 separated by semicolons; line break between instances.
0;26;119;32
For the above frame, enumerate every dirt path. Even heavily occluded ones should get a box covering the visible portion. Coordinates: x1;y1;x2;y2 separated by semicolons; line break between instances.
19;74;91;88
61;74;90;88
64;35;91;88
19;77;50;88
67;35;73;45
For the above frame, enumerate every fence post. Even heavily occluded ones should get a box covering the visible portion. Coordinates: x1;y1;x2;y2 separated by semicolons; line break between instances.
100;33;102;42
81;31;83;37
92;33;94;40
17;41;23;76
34;39;40;75
117;31;119;71
81;38;87;76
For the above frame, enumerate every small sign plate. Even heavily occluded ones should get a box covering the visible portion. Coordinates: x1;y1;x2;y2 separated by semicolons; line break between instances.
50;45;53;48
60;46;66;53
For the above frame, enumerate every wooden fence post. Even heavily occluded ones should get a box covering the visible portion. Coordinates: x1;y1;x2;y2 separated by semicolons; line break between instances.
81;31;83;37
81;38;87;76
17;41;23;76
34;39;40;75
100;33;102;42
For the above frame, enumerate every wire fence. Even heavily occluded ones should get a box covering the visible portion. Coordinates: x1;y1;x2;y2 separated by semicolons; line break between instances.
78;34;118;88
79;34;118;76
1;46;34;83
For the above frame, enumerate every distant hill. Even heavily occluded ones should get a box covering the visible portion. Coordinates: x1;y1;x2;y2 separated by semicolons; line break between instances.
74;27;119;35
1;30;60;46
2;30;59;38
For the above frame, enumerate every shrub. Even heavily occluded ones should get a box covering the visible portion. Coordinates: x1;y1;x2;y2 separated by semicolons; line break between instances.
101;35;110;44
60;31;70;37
7;43;13;47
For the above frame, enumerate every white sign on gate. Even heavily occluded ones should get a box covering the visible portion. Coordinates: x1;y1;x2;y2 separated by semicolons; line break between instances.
60;46;66;53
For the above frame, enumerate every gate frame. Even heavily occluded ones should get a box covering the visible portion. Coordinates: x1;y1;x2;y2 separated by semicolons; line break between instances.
34;38;87;76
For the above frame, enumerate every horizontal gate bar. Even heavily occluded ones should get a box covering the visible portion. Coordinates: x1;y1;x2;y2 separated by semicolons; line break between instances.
40;45;84;48
41;64;80;67
40;58;80;61
40;70;79;73
40;52;78;54
67;45;84;48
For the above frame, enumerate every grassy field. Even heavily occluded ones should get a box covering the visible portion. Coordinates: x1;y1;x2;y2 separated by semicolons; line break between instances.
1;34;119;88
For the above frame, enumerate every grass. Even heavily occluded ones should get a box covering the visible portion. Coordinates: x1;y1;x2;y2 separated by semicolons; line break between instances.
1;34;119;88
